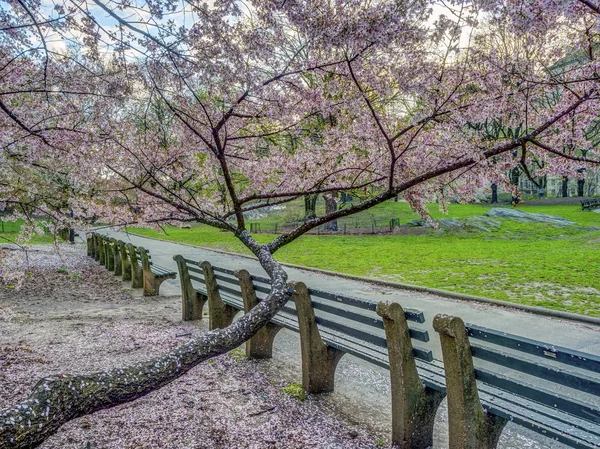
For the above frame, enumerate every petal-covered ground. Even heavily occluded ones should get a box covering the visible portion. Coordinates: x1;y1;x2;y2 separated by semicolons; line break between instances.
0;244;380;449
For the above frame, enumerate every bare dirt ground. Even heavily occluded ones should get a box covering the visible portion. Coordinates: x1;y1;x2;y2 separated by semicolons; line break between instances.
0;244;380;449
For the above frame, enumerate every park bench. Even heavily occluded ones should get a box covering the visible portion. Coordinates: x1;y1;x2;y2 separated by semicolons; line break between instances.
127;244;176;296
173;255;447;447
88;233;176;296
581;198;600;211
434;315;600;449
174;255;600;449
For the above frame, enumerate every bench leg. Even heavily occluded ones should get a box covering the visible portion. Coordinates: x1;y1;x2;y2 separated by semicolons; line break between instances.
434;315;507;449
121;245;131;282
378;302;445;448
143;272;175;296
113;243;122;276
292;281;344;394
236;269;283;359
98;241;105;265
131;264;143;289
201;261;238;330
93;235;100;260
87;236;93;257
105;243;115;271
174;255;206;321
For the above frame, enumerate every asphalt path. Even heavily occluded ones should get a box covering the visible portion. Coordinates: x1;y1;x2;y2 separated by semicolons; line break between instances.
95;229;600;449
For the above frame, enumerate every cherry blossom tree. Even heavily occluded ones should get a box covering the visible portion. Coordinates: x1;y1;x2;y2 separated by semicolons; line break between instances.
1;0;600;446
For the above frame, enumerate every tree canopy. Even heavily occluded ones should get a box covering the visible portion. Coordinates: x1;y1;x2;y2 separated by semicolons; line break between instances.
1;1;600;446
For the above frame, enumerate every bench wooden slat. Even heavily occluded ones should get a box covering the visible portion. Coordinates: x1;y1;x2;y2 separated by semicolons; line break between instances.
472;343;600;395
479;388;600;449
312;300;385;330
310;287;425;323
212;266;236;275
217;283;243;297
214;273;241;286
319;326;434;364
467;324;600;373
187;265;204;275
474;367;599;423
190;275;206;285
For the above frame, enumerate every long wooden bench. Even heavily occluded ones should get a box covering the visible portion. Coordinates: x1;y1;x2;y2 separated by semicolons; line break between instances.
434;315;600;449
581;199;600;211
127;244;176;296
174;255;600;449
174;256;446;447
88;233;176;296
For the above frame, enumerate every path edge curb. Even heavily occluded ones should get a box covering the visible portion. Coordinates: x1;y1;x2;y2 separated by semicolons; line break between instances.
119;231;600;326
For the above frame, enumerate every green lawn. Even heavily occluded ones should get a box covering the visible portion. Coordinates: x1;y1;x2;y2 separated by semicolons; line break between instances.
130;202;600;317
0;219;55;245
243;199;600;231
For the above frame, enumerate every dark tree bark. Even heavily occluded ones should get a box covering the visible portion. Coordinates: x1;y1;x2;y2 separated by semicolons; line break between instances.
0;234;291;449
490;184;498;203
303;194;318;221
562;176;569;197
577;179;584;197
509;167;520;205
323;192;338;231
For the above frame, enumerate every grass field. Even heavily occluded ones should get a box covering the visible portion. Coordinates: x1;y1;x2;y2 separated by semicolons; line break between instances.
130;201;600;317
242;199;600;230
0;219;54;245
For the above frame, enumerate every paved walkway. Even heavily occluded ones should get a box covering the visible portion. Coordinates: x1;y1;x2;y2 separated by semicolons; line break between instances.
97;229;600;358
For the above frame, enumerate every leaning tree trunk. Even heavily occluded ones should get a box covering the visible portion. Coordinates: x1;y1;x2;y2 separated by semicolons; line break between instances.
0;236;291;449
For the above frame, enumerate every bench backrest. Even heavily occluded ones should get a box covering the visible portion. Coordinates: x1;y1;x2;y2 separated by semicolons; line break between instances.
133;247;151;266
466;323;600;423
189;261;434;372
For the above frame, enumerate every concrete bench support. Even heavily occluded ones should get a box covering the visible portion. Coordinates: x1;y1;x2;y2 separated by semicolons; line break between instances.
174;255;206;321
93;234;101;260
138;245;175;296
292;281;344;394
120;242;132;281
127;243;143;288
104;238;115;271
87;235;93;257
433;315;507;449
201;261;237;330
235;269;282;359
112;240;123;276
377;302;444;449
98;238;106;265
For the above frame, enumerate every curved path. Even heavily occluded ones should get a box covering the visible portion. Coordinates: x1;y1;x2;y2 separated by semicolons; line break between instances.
98;229;600;356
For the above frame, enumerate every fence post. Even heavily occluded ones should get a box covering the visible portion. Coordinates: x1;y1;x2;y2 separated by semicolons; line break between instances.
174;255;205;321
235;269;282;358
377;302;445;448
200;261;237;330
291;281;344;393
433;315;507;449
127;244;143;288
